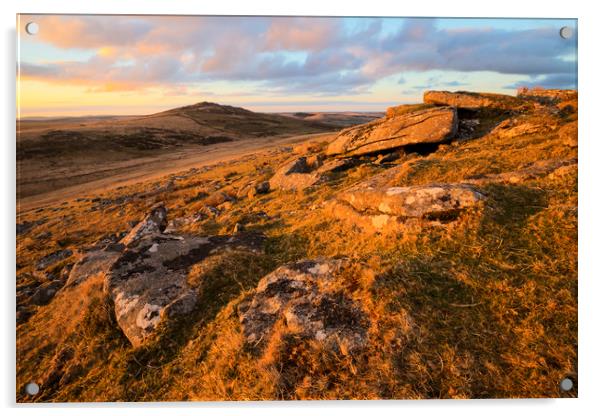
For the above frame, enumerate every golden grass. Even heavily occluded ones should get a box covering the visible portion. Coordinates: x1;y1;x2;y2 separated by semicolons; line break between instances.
16;106;577;401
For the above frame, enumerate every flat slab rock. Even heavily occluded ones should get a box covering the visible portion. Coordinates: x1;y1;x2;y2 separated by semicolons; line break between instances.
338;183;485;220
238;259;369;354
423;90;525;111
324;159;485;231
326;106;458;156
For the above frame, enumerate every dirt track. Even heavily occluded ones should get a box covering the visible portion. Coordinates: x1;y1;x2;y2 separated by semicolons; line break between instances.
17;132;334;213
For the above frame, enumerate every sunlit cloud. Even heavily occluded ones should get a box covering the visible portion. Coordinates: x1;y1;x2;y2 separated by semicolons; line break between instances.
17;15;577;116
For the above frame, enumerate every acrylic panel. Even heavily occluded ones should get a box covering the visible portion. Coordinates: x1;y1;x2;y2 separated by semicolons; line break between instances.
16;14;578;402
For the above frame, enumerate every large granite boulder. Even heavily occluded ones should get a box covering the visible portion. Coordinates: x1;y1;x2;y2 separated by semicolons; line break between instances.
64;203;265;347
105;234;208;347
106;230;265;347
423;90;525;111
325;106;458;156
238;259;369;354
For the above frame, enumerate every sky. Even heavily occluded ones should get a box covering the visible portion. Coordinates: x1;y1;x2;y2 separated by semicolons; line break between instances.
17;15;577;117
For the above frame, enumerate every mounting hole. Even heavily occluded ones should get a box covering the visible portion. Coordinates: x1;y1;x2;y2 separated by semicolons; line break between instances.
559;26;573;39
24;382;40;395
560;377;574;391
25;22;39;35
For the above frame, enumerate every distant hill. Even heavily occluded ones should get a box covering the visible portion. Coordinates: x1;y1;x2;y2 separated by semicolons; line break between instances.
17;102;334;158
16;102;343;200
278;111;383;128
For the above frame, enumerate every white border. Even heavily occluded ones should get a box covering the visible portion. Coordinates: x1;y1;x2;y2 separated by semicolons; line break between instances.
3;1;601;415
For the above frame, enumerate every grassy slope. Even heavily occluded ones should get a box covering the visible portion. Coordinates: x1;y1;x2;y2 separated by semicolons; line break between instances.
16;101;577;401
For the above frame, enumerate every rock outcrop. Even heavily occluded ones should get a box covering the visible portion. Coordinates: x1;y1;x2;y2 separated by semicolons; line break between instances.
63;204;265;347
238;259;369;354
105;234;207;347
423;90;525;111
517;88;578;104
326;106;458;156
325;159;485;232
338;183;484;220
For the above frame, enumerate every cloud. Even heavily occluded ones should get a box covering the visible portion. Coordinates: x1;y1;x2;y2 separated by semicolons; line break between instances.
29;15;154;49
264;17;340;50
20;15;577;96
504;73;577;90
374;20;576;79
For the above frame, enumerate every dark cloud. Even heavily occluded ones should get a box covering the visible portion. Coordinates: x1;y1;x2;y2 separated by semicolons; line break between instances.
377;20;576;79
504;73;577;90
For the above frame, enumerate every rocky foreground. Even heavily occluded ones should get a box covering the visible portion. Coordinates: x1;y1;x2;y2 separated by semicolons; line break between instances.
16;89;577;401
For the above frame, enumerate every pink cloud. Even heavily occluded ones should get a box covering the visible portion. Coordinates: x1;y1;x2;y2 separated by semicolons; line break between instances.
264;17;339;51
19;15;577;96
